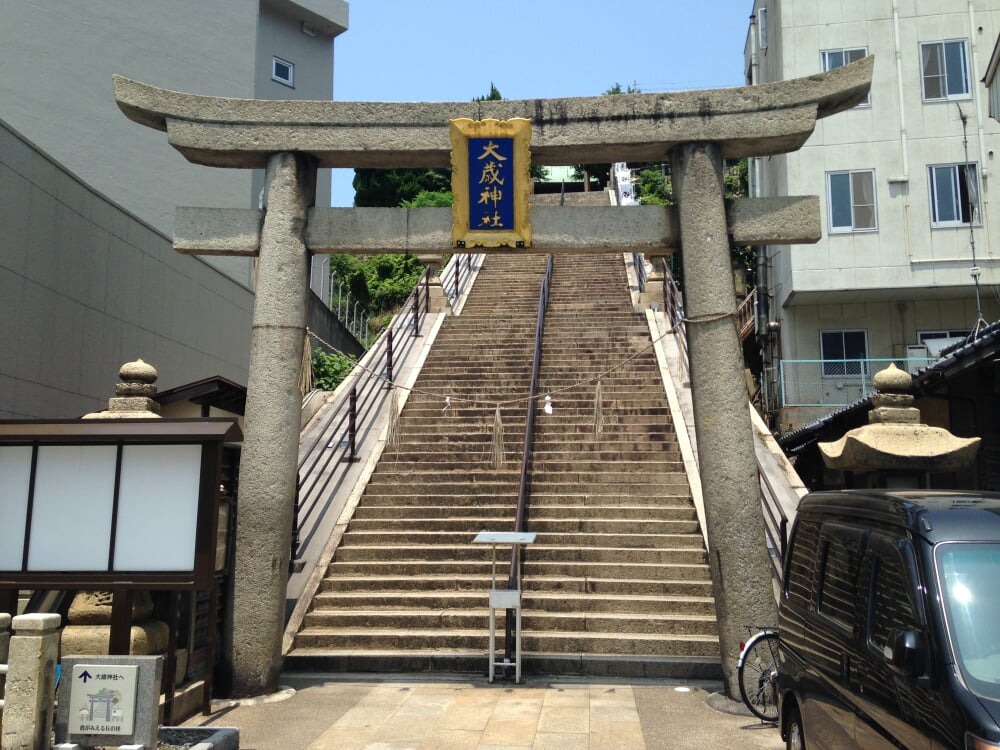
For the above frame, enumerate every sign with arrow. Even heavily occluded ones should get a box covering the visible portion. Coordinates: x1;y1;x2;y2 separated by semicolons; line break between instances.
67;663;139;736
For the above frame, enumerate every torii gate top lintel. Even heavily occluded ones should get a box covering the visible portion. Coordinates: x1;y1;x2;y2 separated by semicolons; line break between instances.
113;56;872;170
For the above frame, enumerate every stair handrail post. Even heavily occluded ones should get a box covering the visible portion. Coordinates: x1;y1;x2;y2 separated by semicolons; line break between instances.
347;385;358;461
385;328;394;386
410;288;419;339
504;253;554;668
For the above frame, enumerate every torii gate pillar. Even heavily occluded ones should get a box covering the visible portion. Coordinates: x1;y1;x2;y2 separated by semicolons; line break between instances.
230;152;315;695
672;142;773;690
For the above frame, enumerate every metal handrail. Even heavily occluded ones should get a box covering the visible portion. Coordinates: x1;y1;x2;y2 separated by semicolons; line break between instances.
662;266;690;382
293;254;459;563
758;467;789;584
504;253;554;663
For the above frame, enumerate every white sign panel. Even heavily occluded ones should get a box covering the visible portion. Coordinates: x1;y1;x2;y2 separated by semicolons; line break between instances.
68;664;139;736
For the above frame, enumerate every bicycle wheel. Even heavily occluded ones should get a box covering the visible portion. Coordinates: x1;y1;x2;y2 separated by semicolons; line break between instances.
738;631;780;721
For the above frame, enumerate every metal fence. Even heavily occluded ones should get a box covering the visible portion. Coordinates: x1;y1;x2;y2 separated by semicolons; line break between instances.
779;358;936;408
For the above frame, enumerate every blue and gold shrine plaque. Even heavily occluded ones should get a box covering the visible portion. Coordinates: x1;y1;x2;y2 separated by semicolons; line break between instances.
450;118;532;248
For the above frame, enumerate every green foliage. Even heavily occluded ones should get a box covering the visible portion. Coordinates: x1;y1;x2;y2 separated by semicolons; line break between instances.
311;347;356;391
474;82;503;101
636;167;673;205
605;81;641;95
401;190;454;207
353;168;451;208
363;253;426;311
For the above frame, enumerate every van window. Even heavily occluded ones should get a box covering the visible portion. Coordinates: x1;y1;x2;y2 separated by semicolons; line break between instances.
818;527;862;629
869;547;918;654
786;518;821;607
936;542;1000;701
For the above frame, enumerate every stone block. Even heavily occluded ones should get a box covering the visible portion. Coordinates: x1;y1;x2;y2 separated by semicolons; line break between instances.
60;620;170;657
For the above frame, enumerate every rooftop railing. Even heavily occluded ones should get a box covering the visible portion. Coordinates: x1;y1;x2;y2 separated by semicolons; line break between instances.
779;358;935;408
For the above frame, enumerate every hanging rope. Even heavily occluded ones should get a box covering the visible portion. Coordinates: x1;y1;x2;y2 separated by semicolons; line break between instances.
298;328;313;396
305;308;733;412
490;405;505;468
592;378;604;437
385;386;401;450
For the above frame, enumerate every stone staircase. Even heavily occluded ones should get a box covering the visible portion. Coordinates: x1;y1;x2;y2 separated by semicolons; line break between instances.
286;252;719;679
523;253;718;677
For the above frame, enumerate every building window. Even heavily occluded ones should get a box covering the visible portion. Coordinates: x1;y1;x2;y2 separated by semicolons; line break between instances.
929;163;980;227
822;48;870;105
921;40;970;101
758;7;768;49
821;330;868;377
917;329;968;344
272;56;294;88
827;170;877;233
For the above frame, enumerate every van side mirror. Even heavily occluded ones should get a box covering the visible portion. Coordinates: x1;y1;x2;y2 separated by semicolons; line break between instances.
887;629;925;677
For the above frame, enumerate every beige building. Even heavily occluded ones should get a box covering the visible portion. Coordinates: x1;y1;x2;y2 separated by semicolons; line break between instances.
745;0;1000;431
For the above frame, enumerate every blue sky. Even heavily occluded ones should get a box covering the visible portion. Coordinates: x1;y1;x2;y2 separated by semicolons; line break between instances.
329;1;753;205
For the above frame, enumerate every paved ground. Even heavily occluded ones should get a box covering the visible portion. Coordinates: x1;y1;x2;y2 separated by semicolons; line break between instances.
185;673;784;750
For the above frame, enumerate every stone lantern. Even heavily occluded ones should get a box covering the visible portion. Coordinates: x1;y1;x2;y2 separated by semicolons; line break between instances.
818;363;980;487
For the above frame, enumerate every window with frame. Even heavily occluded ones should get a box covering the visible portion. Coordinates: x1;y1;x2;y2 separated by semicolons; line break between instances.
786;518;822;608
272;56;294;88
758;7;768;49
821;330;869;377
921;40;970;101
828;170;877;233
818;530;862;630
822;48;870;105
917;329;969;345
929;163;980;227
869;547;918;654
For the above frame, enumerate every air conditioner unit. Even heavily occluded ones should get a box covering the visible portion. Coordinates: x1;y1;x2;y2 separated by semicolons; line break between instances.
905;344;928;374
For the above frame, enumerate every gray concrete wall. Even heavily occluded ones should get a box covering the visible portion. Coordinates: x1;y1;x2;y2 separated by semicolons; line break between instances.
0;120;253;419
0;1;346;288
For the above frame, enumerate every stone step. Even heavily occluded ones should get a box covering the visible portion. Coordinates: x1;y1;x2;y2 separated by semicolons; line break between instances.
317;575;714;597
347;519;699;535
322;560;711;580
333;544;707;564
292;627;719;658
302;609;718;636
340;530;705;549
309;590;715;616
283;649;723;681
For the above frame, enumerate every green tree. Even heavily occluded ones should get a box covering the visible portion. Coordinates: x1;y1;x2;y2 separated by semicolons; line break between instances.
311;347;356;391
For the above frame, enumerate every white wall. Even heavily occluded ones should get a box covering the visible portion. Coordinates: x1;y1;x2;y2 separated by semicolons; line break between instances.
746;0;1000;365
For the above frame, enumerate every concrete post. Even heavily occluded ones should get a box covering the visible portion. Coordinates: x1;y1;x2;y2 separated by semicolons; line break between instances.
2;613;61;750
417;253;450;314
670;142;775;698
230;152;316;696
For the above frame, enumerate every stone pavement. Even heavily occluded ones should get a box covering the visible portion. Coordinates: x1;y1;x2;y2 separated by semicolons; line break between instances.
184;673;784;750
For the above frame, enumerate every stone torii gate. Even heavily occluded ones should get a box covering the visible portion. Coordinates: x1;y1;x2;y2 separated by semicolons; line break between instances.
114;57;872;697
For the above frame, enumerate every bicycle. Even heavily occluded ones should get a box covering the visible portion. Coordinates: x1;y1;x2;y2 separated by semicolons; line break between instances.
737;625;780;722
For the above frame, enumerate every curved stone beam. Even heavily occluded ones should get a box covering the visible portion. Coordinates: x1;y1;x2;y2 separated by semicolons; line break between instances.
113;56;872;169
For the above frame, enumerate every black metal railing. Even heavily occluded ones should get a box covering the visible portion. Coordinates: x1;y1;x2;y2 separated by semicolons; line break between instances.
504;253;554;663
758;468;789;584
292;254;479;566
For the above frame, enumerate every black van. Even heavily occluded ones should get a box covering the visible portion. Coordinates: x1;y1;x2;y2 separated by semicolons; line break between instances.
776;490;1000;750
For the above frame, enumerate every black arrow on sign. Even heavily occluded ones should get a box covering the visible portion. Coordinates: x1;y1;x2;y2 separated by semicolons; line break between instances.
79;670;93;683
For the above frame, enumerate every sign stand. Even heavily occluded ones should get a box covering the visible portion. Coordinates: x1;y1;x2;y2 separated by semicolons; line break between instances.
472;531;536;683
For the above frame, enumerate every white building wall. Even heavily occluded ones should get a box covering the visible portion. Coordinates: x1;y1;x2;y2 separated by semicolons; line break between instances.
747;0;1000;369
